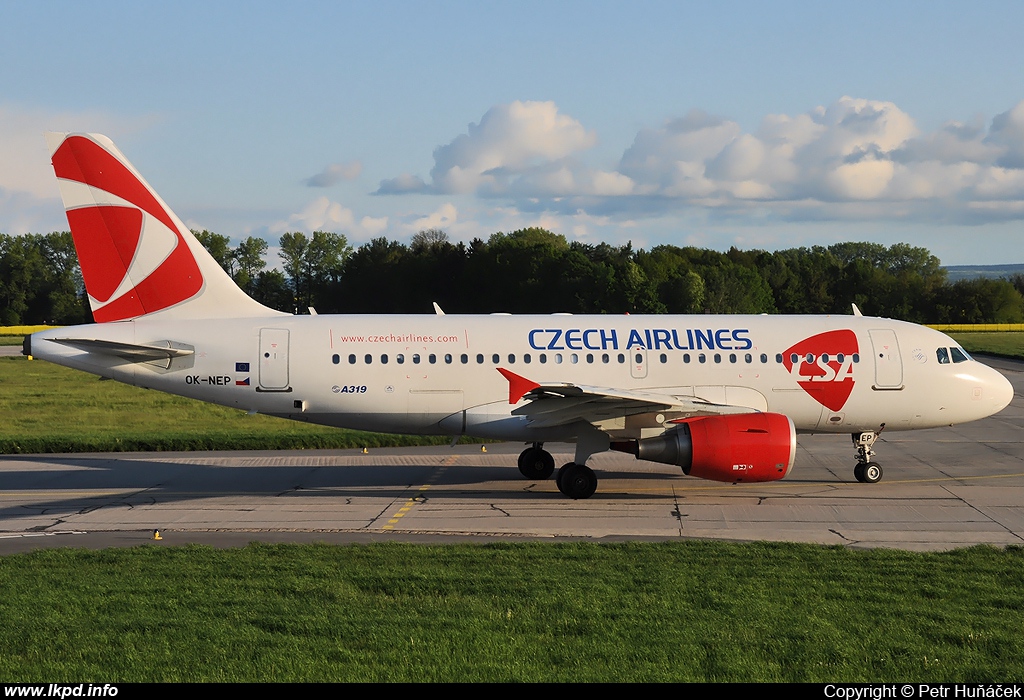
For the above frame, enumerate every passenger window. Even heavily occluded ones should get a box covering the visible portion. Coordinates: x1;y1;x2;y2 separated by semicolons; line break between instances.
936;347;950;364
586;353;594;364
659;353;667;363
348;354;357;364
381;354;389;364
683;353;691;364
714;354;721;364
760;354;767;364
524;354;532;364
476;354;484;364
744;353;752;363
364;354;372;364
332;354;340;365
445;354;453;364
821;353;829;364
776;354;784;364
429;354;436;364
508;353;516;364
698;354;706;364
570;354;579;364
492;353;500;364
601;353;609;364
634;353;643;364
729;354;737;363
413;354;420;364
556;354;563;364
617;353;625;364
790;353;798;364
396;354;404;364
852;353;860;363
460;354;468;364
805;353;814;364
837;353;845;364
540;354;547;364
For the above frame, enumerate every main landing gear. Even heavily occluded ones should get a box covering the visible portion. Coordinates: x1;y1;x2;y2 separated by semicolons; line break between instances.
517;445;598;499
556;463;598;500
517;443;555;480
518;431;608;500
852;427;885;483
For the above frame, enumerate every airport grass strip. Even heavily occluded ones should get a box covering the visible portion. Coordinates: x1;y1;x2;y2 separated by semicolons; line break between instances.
0;357;474;454
0;541;1021;682
947;332;1024;361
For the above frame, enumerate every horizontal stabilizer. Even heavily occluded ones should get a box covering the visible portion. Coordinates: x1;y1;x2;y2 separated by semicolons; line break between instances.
49;337;194;363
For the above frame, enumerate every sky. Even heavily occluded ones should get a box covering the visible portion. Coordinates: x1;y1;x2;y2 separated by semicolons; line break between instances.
3;1;1024;266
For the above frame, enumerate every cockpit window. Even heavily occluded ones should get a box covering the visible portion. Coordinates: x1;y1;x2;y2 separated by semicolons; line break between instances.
950;346;971;363
937;346;971;364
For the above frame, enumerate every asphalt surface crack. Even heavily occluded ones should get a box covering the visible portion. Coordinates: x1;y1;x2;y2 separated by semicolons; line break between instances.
670;488;687;534
828;528;856;544
28;518;65;532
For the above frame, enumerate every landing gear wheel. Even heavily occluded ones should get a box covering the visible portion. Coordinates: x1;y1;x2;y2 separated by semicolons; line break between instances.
854;462;883;483
517;447;555;480
556;463;597;500
556;463;572;494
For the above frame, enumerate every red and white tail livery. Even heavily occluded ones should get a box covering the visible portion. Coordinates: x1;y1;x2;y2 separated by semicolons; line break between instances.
45;132;274;322
29;133;1015;499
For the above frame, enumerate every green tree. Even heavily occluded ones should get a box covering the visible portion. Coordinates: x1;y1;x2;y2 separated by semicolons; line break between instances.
232;236;268;296
192;230;234;274
250;270;292;312
939;278;1024;323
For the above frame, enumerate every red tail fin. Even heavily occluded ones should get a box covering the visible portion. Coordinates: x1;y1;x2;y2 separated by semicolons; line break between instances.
46;133;278;322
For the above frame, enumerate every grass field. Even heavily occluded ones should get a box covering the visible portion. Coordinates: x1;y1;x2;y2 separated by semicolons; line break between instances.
0;541;1021;682
948;332;1024;360
0;357;471;453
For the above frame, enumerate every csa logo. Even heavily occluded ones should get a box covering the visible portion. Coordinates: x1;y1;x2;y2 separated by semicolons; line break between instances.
52;136;204;322
782;330;858;411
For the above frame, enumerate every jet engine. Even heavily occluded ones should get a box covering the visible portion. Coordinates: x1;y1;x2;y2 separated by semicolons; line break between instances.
610;413;796;482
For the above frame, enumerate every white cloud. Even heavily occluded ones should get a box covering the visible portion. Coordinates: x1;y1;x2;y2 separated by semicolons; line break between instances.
0;104;157;234
986;101;1024;169
376;173;427;194
410;202;458;231
377;100;596;196
379;97;1024;225
271;196;387;238
304;161;363;187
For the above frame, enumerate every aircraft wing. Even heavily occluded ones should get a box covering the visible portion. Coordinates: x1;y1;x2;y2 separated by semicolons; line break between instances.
496;367;754;429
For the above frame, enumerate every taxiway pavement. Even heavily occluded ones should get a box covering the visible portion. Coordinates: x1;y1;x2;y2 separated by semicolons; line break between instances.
1;355;1021;553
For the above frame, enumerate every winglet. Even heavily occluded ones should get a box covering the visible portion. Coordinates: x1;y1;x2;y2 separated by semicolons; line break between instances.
496;367;540;404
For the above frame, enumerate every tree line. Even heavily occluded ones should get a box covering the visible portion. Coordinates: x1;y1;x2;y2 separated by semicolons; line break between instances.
3;228;1024;325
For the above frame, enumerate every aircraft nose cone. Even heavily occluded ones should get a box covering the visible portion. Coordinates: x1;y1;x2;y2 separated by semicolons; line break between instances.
991;368;1014;413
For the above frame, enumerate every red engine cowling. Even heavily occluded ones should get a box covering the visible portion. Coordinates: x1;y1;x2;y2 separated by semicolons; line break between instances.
611;413;796;482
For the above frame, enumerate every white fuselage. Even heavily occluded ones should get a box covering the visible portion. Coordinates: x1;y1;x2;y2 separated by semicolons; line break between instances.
31;313;1014;442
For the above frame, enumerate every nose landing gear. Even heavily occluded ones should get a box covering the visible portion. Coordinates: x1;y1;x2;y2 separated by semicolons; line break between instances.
852;426;885;483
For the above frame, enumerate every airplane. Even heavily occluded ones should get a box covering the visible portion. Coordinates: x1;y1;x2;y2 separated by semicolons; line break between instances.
24;133;1015;499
